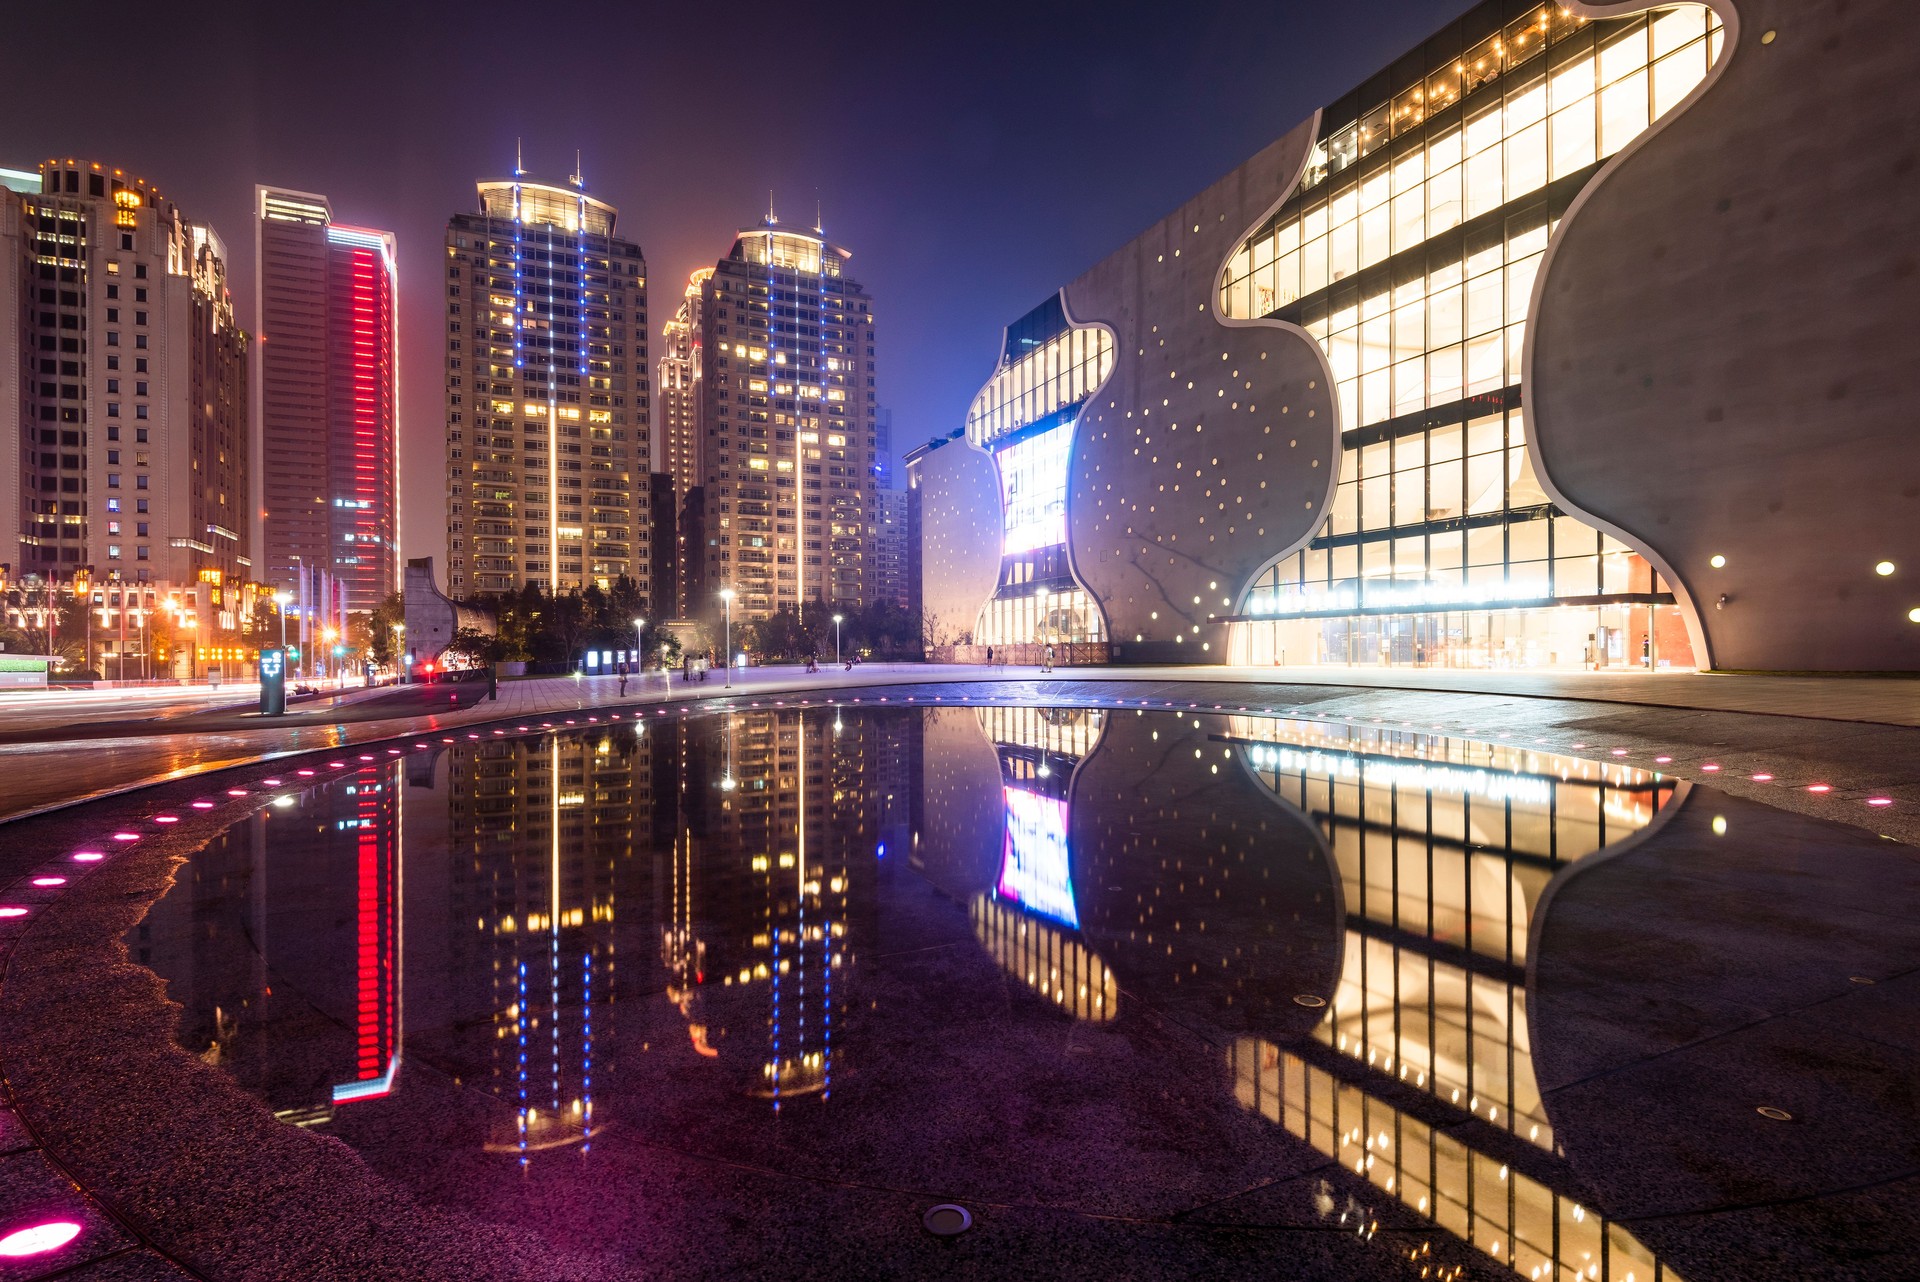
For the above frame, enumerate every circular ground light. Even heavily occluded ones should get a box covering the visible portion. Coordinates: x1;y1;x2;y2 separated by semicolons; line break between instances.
922;1204;973;1236
0;1220;81;1257
1756;1106;1793;1121
1293;994;1327;1009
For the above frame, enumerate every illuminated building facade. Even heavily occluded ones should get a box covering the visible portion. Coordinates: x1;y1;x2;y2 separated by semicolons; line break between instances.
1225;4;1718;669
444;166;652;599
921;0;1920;672
254;186;399;614
656;268;709;500
0;160;250;590
697;214;878;622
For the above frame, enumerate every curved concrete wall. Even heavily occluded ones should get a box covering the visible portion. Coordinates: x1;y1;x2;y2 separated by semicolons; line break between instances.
1062;118;1339;663
1529;0;1920;670
913;437;1003;648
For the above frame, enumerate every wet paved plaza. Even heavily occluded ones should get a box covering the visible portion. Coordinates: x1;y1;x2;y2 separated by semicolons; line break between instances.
0;688;1917;1278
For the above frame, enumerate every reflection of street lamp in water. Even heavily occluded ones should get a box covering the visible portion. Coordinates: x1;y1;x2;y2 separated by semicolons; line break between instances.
720;714;737;792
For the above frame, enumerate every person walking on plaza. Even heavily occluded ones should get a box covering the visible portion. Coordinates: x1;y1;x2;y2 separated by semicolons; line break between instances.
1043;643;1055;673
617;660;629;697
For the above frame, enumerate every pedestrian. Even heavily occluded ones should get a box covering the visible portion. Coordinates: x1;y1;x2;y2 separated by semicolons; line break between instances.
617;660;629;697
1044;643;1055;673
986;645;993;667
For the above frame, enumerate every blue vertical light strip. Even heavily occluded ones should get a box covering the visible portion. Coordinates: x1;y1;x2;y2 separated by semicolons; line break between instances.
771;884;782;1114
581;945;593;1154
512;183;525;587
576;191;591;584
516;958;529;1167
549;931;559;1122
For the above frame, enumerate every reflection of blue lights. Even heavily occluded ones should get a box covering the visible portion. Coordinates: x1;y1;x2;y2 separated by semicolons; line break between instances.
997;786;1079;928
876;841;886;859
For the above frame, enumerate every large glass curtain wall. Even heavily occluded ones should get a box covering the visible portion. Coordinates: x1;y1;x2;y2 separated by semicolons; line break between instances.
1222;3;1719;669
968;305;1115;651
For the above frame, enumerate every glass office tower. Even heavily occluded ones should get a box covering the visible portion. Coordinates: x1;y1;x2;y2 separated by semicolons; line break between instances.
1224;2;1720;669
965;296;1113;656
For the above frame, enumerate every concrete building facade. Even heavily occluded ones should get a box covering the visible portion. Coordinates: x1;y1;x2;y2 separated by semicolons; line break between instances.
254;186;399;616
918;0;1920;672
444;168;651;600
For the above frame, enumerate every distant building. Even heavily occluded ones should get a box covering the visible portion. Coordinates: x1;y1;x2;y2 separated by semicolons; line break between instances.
444;164;651;598
254;186;399;616
0;159;255;676
871;487;911;613
655;268;709;500
695;212;877;622
1;160;250;586
647;471;677;620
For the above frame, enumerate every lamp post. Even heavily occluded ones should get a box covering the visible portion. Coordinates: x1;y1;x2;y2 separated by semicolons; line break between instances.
274;591;291;660
832;612;843;667
392;622;405;682
718;588;735;688
632;617;645;673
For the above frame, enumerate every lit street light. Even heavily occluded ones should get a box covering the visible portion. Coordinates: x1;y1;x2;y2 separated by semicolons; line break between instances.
274;591;291;659
718;588;735;688
632;617;645;673
833;612;844;667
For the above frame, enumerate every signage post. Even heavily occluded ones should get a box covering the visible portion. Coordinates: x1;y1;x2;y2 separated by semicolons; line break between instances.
259;646;286;716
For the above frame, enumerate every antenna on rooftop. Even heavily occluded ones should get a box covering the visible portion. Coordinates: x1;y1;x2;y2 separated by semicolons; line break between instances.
814;193;823;234
515;138;525;176
570;149;585;189
767;189;777;225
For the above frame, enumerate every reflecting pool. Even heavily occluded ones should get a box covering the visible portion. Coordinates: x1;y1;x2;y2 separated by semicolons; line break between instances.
121;704;1920;1280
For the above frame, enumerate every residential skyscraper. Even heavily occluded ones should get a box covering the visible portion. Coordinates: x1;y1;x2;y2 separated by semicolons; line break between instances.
444;167;651;600
1;160;249;589
655;267;708;498
696;213;877;622
254;186;399;615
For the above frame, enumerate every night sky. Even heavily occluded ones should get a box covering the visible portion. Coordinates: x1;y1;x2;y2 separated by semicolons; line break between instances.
4;0;1448;570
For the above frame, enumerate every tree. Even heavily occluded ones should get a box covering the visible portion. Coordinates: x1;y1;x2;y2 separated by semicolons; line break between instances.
443;626;504;667
367;591;404;666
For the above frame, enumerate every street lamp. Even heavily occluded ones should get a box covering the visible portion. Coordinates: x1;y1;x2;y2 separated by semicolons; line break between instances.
392;622;405;682
632;617;645;673
718;588;735;688
832;613;844;667
274;592;291;658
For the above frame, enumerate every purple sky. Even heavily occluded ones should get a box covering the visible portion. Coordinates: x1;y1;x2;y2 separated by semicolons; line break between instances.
4;0;1449;571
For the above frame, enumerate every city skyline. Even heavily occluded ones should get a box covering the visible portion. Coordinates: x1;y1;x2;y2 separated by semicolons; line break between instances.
0;0;1450;576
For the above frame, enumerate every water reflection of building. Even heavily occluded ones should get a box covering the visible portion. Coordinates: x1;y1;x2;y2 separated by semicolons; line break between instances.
135;759;401;1128
664;710;894;1108
1225;714;1681;1281
445;729;648;1159
963;706;1118;1022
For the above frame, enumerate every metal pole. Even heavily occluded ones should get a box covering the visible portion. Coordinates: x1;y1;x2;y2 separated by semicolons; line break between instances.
725;596;732;689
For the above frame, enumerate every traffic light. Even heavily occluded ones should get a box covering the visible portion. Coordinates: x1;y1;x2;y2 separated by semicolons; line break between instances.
287;646;301;660
332;644;346;658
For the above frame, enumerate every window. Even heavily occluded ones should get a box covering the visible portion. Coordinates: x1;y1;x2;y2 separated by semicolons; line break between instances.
107;474;120;488
136;405;148;419
135;475;148;490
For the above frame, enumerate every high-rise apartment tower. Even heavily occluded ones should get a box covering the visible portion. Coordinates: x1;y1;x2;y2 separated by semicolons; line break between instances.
697;213;876;622
254;186;399;613
1;160;249;587
444;168;650;599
